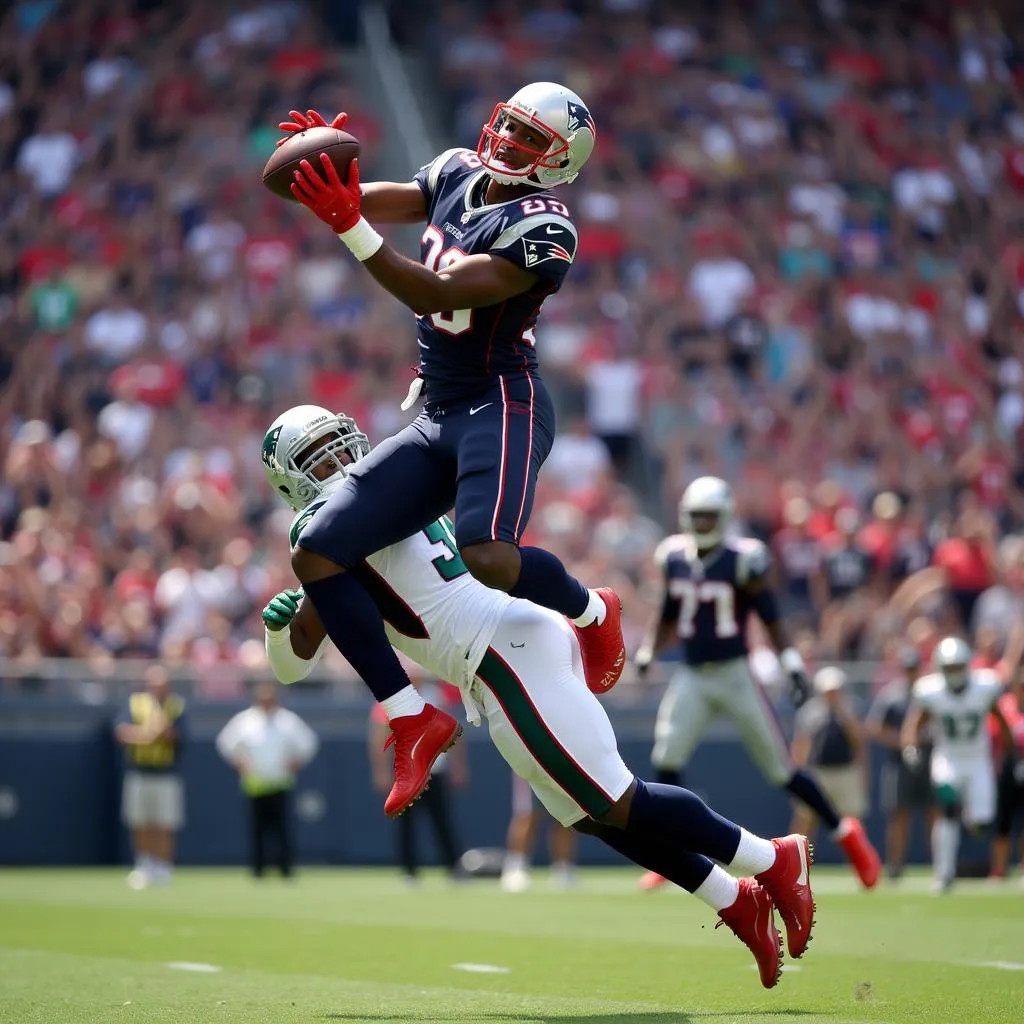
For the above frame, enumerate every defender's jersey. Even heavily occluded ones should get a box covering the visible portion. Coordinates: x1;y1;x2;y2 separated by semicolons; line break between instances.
912;670;1002;761
412;148;579;404
291;506;512;687
659;533;773;666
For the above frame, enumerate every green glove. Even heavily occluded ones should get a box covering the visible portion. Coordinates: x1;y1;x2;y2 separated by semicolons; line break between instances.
262;588;303;631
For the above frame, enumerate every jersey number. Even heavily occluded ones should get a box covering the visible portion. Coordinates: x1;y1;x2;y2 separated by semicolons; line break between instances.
670;580;738;639
941;713;981;741
520;198;570;217
423;518;468;582
421;226;473;336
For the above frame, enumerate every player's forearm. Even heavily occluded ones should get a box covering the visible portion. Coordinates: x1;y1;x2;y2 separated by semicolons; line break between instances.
900;712;922;749
266;626;324;684
361;244;447;314
648;620;678;656
359;181;428;224
765;619;790;653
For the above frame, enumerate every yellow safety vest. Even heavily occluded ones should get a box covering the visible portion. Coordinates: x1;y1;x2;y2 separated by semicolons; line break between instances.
128;692;184;769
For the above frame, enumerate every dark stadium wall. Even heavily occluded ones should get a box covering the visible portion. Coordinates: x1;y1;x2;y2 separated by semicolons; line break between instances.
0;696;976;870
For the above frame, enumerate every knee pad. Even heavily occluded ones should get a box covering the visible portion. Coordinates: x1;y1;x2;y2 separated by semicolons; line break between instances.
934;783;960;813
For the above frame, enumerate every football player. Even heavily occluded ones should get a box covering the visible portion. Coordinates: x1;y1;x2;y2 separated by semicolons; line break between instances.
901;637;1016;893
273;87;624;817
261;406;817;988
635;477;881;890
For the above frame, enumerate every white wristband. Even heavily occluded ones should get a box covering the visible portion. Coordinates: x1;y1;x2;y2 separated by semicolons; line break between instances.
337;217;384;262
780;647;805;674
265;626;314;685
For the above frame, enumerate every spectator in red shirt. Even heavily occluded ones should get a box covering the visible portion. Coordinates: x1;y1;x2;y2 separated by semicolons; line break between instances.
931;507;999;629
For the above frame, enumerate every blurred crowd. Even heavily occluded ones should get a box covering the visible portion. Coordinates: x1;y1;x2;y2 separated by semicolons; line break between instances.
4;0;1024;688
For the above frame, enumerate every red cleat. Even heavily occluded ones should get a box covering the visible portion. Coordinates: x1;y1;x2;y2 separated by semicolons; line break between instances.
572;588;625;694
638;870;669;891
716;878;783;990
383;705;462;817
755;834;815;959
836;817;881;890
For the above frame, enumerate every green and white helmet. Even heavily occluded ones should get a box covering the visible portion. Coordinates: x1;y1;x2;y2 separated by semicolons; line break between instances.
261;405;369;512
933;636;971;692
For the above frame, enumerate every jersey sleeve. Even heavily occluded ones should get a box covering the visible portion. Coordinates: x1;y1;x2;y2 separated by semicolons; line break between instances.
414;148;476;209
736;539;772;588
653;534;688;574
489;209;579;287
911;676;939;712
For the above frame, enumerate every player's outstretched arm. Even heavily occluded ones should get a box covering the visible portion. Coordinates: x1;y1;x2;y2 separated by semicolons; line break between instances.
359;181;428;224
289;154;538;312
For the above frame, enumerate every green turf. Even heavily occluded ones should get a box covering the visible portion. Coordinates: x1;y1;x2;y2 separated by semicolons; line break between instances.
0;868;1022;1024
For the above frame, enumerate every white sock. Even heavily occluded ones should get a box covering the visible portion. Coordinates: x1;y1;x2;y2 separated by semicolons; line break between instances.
381;685;426;721
694;865;741;912
831;816;853;841
137;855;154;873
933;819;959;884
503;853;528;873
729;828;776;875
571;590;607;628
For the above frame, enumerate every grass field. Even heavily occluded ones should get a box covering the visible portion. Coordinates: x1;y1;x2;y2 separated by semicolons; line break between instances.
1;867;1022;1024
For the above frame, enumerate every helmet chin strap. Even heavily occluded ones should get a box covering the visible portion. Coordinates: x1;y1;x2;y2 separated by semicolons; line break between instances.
486;166;546;189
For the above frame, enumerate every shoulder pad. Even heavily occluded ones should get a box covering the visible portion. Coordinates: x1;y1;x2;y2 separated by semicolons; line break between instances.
654;533;690;571
289;501;326;549
912;674;942;701
735;538;771;587
420;147;477;196
492;210;579;267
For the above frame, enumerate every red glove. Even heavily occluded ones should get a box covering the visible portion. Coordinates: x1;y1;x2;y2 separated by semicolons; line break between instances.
291;154;362;232
275;109;349;148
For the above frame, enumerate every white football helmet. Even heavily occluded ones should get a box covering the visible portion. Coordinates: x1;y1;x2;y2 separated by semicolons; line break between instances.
477;81;596;189
933;636;971;692
679;476;734;552
262;405;369;512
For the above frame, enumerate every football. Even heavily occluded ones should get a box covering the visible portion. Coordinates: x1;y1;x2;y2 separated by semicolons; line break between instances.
262;127;360;201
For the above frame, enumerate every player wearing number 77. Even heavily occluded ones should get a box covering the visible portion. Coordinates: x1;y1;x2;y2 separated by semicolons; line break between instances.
275;85;625;819
634;477;882;891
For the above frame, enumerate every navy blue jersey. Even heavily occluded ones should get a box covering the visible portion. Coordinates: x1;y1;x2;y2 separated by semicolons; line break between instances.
412;148;579;404
658;534;776;665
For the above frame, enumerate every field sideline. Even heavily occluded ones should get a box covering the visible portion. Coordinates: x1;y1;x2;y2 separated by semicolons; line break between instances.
1;867;1022;1024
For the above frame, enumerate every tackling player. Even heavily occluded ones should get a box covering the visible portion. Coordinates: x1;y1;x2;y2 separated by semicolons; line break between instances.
261;405;817;989
635;477;881;890
901;637;1016;893
273;87;624;817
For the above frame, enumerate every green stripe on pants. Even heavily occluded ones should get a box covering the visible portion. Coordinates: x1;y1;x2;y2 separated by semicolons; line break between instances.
476;648;614;819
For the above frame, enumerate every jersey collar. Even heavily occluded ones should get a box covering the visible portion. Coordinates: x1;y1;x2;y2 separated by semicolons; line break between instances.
461;171;530;222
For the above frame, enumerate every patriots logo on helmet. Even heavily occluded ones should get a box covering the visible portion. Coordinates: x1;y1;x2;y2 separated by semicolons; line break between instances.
523;237;573;267
566;101;596;139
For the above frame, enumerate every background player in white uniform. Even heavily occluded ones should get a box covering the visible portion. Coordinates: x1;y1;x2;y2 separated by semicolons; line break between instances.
902;637;1015;893
259;405;820;989
636;477;881;890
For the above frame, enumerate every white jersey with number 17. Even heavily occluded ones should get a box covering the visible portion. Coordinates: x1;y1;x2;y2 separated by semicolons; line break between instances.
912;669;1002;761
